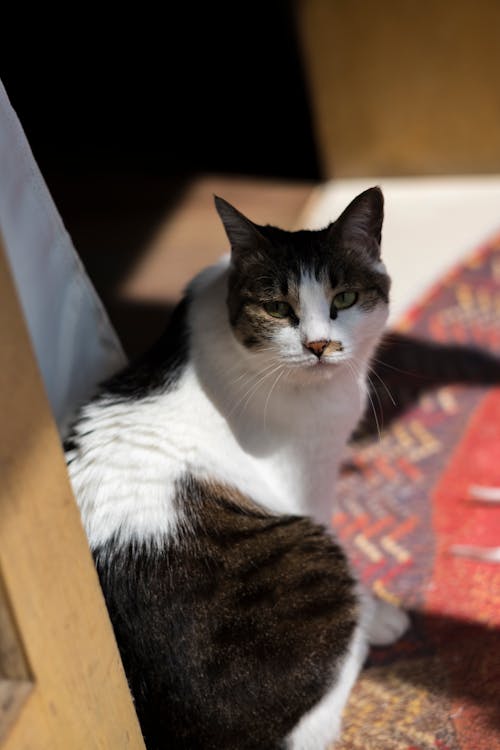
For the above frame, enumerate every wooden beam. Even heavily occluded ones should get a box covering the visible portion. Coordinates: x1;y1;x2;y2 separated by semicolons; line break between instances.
0;235;145;749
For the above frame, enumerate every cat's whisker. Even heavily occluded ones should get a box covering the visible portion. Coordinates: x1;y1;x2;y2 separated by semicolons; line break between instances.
229;361;283;418
215;349;280;382
352;355;387;420
223;350;281;385
215;360;248;381
228;368;259;388
238;363;284;418
227;359;281;392
347;359;382;441
365;373;384;439
367;364;397;407
263;365;287;429
370;356;419;378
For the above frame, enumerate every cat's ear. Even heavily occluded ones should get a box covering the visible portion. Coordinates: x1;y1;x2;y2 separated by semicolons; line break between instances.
214;196;270;261
330;187;384;258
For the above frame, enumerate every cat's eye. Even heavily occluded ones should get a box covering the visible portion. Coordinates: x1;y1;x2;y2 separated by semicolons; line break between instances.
264;301;293;319
331;291;358;312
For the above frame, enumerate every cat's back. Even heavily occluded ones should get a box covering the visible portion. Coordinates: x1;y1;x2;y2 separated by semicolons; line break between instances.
95;476;359;750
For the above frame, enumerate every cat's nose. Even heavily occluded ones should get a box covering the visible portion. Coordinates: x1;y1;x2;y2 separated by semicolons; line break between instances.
304;339;330;358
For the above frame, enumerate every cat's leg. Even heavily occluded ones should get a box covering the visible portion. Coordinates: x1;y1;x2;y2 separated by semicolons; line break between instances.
285;592;410;749
360;589;410;646
285;623;368;750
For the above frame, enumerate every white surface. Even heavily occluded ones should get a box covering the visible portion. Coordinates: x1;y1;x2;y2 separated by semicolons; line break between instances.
300;177;500;324
0;79;127;432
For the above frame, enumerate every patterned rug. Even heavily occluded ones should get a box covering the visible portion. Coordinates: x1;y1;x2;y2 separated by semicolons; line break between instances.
334;234;500;749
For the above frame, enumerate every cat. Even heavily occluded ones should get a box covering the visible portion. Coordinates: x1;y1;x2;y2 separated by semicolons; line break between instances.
65;186;409;749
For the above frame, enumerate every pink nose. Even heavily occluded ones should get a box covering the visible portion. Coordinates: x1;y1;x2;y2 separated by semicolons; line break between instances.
305;339;330;358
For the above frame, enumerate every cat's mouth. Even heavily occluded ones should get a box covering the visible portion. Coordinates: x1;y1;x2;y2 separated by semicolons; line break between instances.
309;357;345;369
286;355;348;371
281;356;348;383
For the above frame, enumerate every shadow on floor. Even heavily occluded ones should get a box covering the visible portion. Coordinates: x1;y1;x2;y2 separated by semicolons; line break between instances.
364;608;500;735
45;170;190;358
355;332;500;440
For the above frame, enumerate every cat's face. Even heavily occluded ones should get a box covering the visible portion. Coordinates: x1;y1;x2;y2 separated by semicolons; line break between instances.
216;188;390;380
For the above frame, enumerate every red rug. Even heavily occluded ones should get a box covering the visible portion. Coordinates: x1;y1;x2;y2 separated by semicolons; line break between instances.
334;234;500;749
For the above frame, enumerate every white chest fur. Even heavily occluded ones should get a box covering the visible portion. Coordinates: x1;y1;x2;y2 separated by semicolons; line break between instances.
68;359;366;549
67;262;379;549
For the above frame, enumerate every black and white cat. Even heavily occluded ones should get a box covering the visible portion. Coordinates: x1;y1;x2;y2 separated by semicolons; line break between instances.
66;187;409;749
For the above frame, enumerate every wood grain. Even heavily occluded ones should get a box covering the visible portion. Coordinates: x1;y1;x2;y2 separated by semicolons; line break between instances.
0;577;32;743
0;235;145;749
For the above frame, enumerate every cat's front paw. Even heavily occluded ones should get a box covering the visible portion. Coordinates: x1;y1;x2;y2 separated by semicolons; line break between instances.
365;596;410;647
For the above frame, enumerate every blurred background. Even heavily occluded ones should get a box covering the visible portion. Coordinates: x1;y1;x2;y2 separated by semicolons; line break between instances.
3;0;500;357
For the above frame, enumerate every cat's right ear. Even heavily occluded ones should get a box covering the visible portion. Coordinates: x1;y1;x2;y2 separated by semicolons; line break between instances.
329;186;384;259
214;196;270;262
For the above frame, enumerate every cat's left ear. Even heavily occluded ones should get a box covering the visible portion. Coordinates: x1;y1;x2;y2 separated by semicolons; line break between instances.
214;196;271;262
329;186;384;259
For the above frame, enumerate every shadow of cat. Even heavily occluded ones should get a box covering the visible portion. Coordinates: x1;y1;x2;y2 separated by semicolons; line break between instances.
356;608;500;736
355;332;500;440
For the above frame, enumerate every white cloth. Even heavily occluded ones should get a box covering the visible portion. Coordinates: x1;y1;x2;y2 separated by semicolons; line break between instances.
0;79;127;432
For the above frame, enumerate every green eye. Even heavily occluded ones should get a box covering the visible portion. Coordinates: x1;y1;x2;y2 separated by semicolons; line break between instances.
332;291;358;312
264;301;293;318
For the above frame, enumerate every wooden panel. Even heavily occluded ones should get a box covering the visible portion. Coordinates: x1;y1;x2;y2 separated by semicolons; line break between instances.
0;235;145;750
0;577;30;683
298;0;500;177
0;577;32;743
0;682;32;746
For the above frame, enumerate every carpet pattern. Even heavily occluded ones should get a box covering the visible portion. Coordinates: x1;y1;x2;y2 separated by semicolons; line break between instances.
334;235;500;749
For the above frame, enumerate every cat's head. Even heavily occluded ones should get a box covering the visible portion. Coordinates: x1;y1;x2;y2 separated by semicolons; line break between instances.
215;188;390;380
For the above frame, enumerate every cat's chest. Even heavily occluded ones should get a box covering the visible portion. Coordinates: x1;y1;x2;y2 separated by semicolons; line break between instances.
68;366;365;547
252;412;359;522
198;370;365;521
